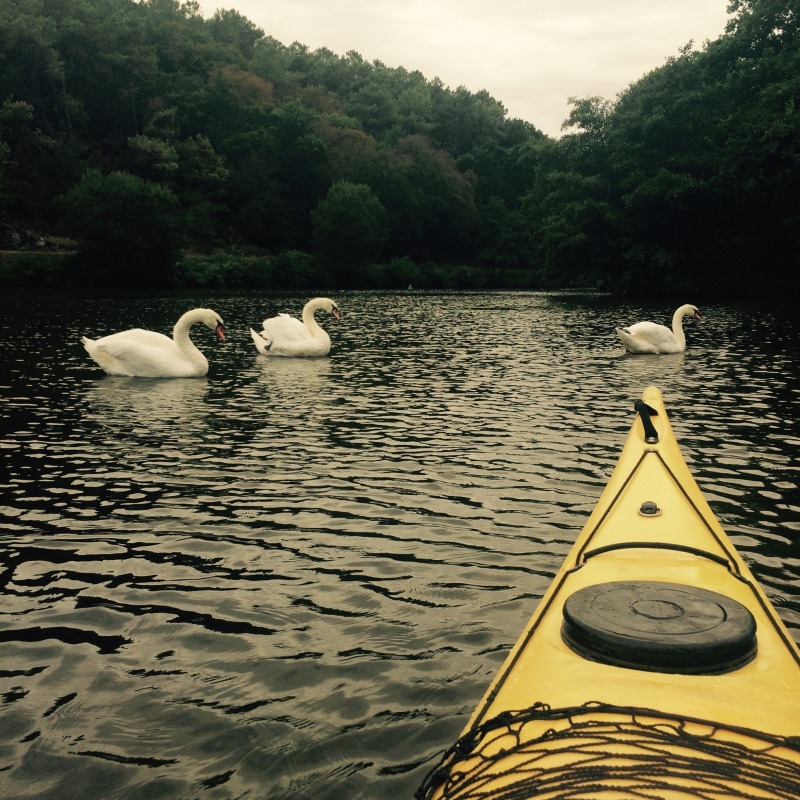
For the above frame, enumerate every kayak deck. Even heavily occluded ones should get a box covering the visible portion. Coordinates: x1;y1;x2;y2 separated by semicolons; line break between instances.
418;387;800;799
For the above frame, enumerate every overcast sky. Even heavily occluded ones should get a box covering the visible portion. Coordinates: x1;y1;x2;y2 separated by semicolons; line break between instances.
195;0;733;137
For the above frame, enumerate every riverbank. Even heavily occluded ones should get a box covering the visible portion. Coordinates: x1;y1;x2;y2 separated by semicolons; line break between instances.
0;250;543;292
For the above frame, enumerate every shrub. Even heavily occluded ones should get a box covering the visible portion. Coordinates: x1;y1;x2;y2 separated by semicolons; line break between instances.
58;170;182;288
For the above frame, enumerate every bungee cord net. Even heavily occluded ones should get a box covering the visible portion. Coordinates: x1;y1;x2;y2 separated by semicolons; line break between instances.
416;702;800;800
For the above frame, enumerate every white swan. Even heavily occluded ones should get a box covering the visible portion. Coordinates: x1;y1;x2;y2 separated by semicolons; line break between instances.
616;304;703;354
81;308;225;377
250;297;341;357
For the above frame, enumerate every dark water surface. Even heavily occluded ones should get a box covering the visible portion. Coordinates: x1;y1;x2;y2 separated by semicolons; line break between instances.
0;291;798;799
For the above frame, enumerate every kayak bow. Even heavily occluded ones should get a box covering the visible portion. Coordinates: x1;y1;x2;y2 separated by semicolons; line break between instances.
418;386;800;800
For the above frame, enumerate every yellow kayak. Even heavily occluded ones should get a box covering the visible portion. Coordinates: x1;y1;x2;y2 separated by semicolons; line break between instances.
418;386;800;800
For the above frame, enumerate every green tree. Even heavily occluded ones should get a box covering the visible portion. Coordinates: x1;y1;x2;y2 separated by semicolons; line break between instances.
59;169;182;287
344;77;399;137
0;97;81;224
382;134;477;261
220;101;328;249
207;8;264;61
0;137;10;222
173;134;229;246
219;127;282;247
431;85;507;156
249;36;302;100
0;0;67;138
127;132;179;181
476;197;531;269
311;181;388;282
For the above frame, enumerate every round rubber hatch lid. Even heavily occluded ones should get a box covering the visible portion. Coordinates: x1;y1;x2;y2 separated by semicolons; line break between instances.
561;580;757;674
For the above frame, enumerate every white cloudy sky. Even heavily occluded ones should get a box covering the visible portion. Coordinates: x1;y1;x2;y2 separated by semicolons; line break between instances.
195;0;733;137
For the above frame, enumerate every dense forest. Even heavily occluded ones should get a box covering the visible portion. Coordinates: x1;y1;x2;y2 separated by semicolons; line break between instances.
0;0;797;294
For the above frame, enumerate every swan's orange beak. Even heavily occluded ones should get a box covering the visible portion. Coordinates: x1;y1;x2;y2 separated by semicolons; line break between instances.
694;311;704;322
331;307;341;321
215;323;225;340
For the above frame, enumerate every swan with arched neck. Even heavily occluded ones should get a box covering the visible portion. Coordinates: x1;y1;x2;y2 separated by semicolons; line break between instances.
616;304;703;354
81;308;225;377
250;297;340;357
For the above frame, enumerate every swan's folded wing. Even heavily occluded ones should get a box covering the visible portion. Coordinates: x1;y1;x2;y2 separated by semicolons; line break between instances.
96;328;174;349
94;337;190;376
624;321;675;347
262;314;314;343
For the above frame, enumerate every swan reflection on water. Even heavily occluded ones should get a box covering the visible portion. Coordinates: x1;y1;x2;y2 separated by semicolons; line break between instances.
84;375;211;432
251;352;333;403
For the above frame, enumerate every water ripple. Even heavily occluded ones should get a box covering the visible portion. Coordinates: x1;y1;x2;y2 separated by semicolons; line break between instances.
0;291;797;798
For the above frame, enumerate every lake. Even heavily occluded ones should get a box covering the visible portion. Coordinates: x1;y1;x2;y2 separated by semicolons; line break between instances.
0;290;798;799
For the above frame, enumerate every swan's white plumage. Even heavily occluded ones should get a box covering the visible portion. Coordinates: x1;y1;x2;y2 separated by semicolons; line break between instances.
82;308;225;377
250;297;340;357
616;304;702;354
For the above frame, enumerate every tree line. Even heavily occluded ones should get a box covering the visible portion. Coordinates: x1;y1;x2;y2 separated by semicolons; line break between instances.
0;0;797;295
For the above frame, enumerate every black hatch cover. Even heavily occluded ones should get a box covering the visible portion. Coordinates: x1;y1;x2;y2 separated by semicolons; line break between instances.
561;580;757;674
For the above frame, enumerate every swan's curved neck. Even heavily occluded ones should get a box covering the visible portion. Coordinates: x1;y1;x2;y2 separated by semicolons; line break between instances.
173;311;206;364
671;309;687;348
302;303;325;337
